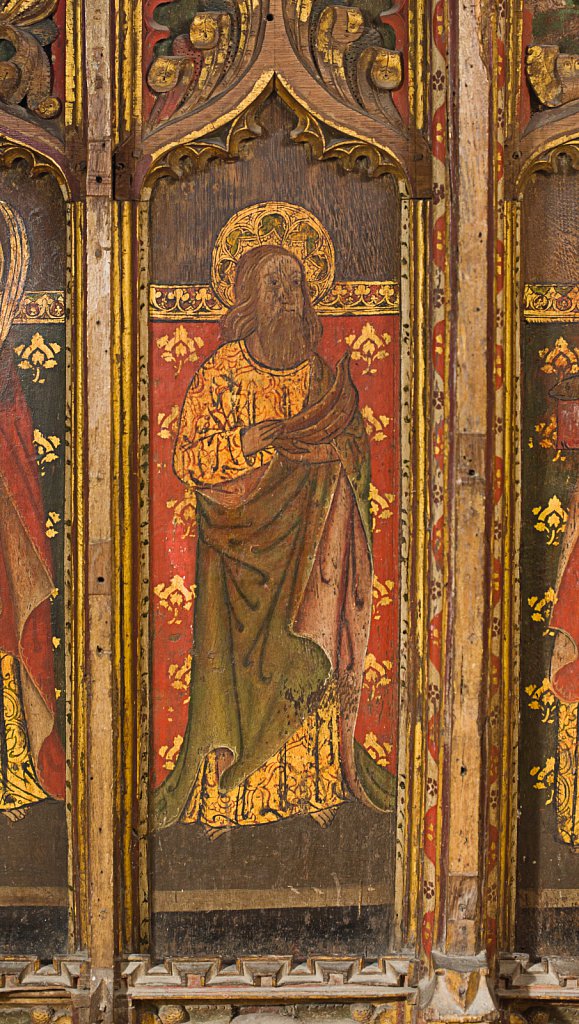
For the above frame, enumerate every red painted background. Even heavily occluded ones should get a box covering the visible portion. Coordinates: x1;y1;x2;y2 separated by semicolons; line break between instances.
149;313;401;793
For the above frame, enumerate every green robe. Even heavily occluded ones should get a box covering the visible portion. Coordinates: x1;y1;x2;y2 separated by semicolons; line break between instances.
152;355;395;829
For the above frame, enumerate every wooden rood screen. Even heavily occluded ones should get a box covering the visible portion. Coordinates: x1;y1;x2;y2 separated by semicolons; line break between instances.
0;3;577;1024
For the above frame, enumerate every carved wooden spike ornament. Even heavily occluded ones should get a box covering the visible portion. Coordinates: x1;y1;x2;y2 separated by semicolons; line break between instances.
526;44;579;108
146;1;265;127
285;2;403;123
0;0;61;118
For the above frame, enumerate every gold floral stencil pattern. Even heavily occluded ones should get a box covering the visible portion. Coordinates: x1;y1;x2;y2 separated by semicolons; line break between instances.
183;680;347;828
0;653;47;813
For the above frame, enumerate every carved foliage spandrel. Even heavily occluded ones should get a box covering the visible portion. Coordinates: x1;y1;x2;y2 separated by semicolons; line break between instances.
526;44;579;108
0;0;62;121
144;0;265;128
282;1;407;126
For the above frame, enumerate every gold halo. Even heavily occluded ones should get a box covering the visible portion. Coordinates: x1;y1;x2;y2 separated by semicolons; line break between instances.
211;202;335;307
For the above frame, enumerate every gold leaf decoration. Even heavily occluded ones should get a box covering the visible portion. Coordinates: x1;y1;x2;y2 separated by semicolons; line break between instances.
169;655;192;702
529;414;565;461
153;575;195;625
361;405;391;442
156;325;204;376
158;734;184;772
369;483;395;532
538;336;579;380
32;428;60;475
532;495;568;545
167;490;197;537
344;322;391;374
525;677;557;724
530;756;556;804
363;731;392;768
15;332;60;383
556;702;579;846
372;574;395;620
528;587;557;623
363;652;393;702
45;511;60;538
157;405;181;441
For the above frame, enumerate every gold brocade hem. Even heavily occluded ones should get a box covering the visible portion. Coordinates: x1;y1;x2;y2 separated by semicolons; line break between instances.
0;652;48;812
183;682;348;828
556;700;579;846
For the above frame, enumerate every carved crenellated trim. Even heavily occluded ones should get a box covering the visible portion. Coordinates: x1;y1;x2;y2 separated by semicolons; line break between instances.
498;953;579;998
0;955;90;991
123;955;416;996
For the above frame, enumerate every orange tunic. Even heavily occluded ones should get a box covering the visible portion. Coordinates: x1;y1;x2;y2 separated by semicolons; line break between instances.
174;340;348;828
174;339;311;487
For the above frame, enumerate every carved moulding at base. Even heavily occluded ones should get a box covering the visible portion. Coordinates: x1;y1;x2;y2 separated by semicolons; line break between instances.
0;956;92;1024
417;953;499;1024
0;956;89;992
498;954;579;1001
133;1003;414;1024
123;956;416;999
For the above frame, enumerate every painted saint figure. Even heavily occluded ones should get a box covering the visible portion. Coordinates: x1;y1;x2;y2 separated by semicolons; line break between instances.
0;202;64;818
153;244;394;835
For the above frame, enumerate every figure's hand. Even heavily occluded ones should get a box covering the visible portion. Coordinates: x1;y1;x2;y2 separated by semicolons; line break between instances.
280;353;358;446
241;419;281;458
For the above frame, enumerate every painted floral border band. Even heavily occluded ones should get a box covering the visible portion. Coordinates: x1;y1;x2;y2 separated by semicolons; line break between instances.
524;283;579;322
149;281;401;321
6;291;66;324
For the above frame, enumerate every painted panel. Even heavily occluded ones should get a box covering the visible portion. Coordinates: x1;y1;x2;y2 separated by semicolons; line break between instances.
144;97;405;956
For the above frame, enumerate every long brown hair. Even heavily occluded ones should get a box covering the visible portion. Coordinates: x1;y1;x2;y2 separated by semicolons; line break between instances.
220;244;323;348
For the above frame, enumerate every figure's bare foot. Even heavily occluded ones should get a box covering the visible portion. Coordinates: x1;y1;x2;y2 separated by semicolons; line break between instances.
2;805;27;822
310;806;338;828
203;824;232;841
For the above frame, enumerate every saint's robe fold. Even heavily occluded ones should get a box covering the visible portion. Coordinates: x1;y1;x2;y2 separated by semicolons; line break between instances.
0;344;65;802
153;351;395;830
550;482;579;704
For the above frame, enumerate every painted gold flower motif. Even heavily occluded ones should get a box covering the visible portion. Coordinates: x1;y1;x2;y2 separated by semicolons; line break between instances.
372;574;395;620
166;490;197;537
344;322;391;375
530;756;555;805
525;677;557;724
363;652;393;703
33;428;60;475
157;405;181;441
528;586;557;624
156;325;204;376
529;414;565;461
538;336;579;381
369;483;395;532
169;655;192;702
363;731;392;768
361;405;391;442
158;734;184;772
532;495;568;545
15;331;60;383
153;575;195;625
45;511;60;538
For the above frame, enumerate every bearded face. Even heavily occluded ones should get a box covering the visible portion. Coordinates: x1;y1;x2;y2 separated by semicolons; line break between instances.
220;245;322;368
